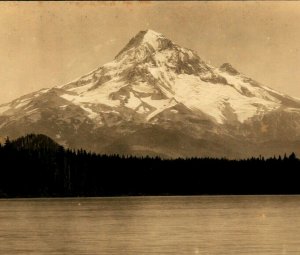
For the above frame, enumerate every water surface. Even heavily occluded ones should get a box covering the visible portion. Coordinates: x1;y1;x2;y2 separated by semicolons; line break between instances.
0;196;300;254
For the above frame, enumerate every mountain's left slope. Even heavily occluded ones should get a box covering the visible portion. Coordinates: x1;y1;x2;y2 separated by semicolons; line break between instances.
1;30;300;158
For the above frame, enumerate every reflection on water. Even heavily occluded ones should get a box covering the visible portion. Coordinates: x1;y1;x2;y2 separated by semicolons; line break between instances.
0;196;300;254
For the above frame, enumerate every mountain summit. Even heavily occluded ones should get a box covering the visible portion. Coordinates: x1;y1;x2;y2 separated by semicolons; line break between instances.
115;29;174;59
0;30;300;158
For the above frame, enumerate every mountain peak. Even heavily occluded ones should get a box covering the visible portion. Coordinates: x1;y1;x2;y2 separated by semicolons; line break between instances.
115;29;173;60
142;29;164;40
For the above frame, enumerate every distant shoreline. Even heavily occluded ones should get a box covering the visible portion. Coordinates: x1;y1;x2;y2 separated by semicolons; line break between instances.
2;194;300;199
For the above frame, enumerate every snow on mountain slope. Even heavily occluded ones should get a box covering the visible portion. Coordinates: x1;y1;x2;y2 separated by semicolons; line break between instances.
0;29;300;157
0;29;298;125
0;105;10;114
47;29;293;125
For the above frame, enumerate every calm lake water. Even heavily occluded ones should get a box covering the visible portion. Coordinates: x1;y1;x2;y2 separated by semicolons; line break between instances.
1;196;300;254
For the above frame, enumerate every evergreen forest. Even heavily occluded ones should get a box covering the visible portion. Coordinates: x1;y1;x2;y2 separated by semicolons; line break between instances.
0;134;299;197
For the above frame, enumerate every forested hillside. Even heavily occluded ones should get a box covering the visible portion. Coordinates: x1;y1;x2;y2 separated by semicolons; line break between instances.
0;134;299;197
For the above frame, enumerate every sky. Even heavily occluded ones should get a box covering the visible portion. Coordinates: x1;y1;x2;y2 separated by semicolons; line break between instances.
0;1;300;104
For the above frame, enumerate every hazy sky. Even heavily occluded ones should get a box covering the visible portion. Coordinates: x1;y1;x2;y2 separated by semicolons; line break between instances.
1;1;300;104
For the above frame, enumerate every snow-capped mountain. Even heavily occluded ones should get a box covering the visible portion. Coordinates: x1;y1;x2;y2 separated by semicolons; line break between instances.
1;29;300;158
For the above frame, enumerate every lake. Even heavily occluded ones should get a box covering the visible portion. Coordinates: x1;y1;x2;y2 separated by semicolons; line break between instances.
0;196;300;254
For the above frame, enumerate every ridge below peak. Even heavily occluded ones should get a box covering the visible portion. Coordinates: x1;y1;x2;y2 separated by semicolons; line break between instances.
219;63;240;75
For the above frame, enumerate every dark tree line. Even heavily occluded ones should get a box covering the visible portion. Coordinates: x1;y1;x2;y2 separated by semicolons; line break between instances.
0;134;300;198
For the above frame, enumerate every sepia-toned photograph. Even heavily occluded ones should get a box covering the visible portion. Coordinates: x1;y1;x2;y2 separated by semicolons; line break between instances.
0;1;300;254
